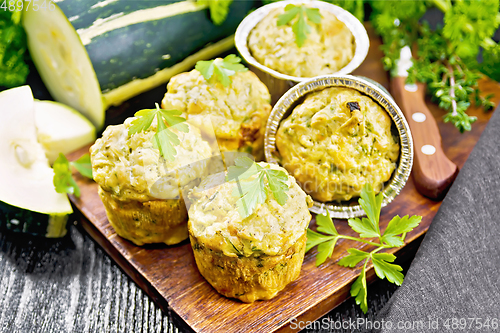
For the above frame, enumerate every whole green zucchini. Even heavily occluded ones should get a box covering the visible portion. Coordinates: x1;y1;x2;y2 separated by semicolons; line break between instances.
22;0;255;128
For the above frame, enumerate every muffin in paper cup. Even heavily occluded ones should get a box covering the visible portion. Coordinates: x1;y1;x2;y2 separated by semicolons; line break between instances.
265;75;413;219
235;0;369;104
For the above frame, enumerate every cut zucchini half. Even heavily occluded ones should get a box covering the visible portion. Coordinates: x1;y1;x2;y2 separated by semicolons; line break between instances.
0;201;69;238
22;4;104;129
34;100;96;164
0;86;73;216
22;0;255;129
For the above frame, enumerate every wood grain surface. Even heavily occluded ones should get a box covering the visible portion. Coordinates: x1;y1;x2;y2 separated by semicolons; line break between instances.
66;25;500;333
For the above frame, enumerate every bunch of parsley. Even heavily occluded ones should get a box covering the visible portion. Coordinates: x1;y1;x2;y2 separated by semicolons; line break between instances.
370;0;499;133
0;9;29;88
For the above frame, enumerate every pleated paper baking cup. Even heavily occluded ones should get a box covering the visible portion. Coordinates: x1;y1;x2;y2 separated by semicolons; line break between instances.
264;75;413;219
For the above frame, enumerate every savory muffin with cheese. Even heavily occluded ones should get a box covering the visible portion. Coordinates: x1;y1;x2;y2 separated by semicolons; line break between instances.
161;66;272;160
188;164;312;302
276;87;399;202
90;117;212;246
248;7;355;77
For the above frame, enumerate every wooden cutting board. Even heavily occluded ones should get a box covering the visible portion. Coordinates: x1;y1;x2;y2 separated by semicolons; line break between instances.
67;26;500;333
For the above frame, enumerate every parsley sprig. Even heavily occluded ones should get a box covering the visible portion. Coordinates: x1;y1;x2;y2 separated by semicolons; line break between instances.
306;183;422;313
277;4;322;47
128;103;188;161
195;54;247;87
226;157;289;219
53;153;93;198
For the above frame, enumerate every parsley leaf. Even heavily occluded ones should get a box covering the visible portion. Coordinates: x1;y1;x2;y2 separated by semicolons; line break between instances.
316;239;337;266
381;215;422;247
276;5;300;26
305;229;334;253
306;183;422;313
316;210;337;236
262;168;289;205
371;252;404;286
351;269;368;313
197;0;233;25
306;211;339;265
277;4;322;47
53;154;80;197
71;154;93;179
226;156;260;181
348;217;380;239
128;103;188;162
195;54;247;87
337;248;369;268
305;6;322;24
359;183;383;233
232;172;267;219
53;153;93;198
443;0;499;59
227;157;289;219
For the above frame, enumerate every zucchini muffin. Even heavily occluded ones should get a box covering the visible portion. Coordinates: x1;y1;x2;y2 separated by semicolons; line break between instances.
188;165;313;303
248;7;355;77
161;65;272;160
276;87;400;202
90;117;212;246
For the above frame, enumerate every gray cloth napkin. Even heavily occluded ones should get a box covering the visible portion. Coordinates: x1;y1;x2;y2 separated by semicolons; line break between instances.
374;106;500;332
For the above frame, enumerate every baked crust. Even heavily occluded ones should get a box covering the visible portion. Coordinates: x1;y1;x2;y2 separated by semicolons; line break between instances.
190;233;306;303
248;7;355;77
276;87;399;202
99;187;188;246
161;68;271;160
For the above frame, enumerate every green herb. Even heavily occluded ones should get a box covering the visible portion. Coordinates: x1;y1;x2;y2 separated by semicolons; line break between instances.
476;44;500;82
195;54;247;87
370;0;499;133
197;0;233;25
277;4;322;47
226;157;289;219
53;153;93;198
264;0;364;22
128;103;188;161
306;183;422;313
0;8;29;88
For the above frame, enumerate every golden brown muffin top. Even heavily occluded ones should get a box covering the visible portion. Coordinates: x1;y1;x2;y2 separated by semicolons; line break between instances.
248;7;355;77
276;87;399;202
161;67;271;154
90;118;212;202
188;163;312;257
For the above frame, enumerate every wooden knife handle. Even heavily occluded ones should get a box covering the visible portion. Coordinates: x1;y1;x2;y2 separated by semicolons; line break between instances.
390;77;459;200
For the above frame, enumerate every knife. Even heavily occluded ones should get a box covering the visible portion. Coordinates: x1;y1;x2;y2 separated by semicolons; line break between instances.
390;46;459;200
